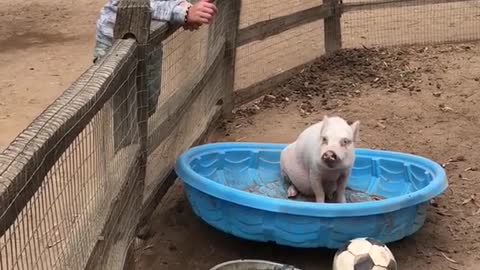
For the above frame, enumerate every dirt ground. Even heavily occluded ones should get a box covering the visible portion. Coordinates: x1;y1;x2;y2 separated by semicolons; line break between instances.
0;0;104;151
137;44;480;270
1;0;480;270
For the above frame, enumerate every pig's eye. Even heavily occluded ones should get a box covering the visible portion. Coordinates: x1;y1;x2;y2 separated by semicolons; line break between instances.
322;137;328;144
341;138;352;146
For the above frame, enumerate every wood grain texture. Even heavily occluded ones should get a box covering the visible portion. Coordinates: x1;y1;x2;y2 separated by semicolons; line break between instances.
0;40;138;236
237;5;332;47
113;0;151;151
114;0;152;44
141;40;227;235
137;108;223;239
147;40;226;154
223;0;242;119
91;0;151;268
149;21;179;46
324;0;342;53
341;0;474;13
84;148;142;270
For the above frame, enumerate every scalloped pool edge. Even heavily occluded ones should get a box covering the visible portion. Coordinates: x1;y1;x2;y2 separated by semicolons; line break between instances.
175;142;448;218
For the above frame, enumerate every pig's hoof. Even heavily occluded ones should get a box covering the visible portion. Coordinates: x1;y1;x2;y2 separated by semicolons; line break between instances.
336;197;347;203
287;185;299;198
334;192;347;203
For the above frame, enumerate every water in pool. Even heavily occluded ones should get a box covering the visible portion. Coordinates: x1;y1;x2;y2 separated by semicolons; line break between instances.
243;178;385;203
191;148;433;203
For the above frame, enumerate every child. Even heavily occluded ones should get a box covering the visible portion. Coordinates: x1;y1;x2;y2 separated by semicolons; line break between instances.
94;0;218;116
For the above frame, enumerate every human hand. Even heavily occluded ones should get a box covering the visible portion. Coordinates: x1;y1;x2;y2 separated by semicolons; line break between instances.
186;0;218;26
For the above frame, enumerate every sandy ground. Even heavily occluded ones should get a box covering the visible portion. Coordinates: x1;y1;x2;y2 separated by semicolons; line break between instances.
0;0;104;150
137;44;480;270
2;0;478;151
1;0;480;270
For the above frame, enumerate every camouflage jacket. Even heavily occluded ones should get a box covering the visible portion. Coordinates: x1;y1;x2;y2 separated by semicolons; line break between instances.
95;0;191;48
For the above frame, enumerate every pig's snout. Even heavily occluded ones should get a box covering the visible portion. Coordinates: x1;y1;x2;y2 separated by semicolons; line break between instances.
322;151;338;161
322;150;339;167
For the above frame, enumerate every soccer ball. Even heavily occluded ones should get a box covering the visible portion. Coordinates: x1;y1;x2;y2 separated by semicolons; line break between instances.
332;237;397;270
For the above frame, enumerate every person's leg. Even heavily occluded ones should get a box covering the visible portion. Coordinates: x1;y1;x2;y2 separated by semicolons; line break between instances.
145;45;163;118
93;39;113;64
93;37;134;153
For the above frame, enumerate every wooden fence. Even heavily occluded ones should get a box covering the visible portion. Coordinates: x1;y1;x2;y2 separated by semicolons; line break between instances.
0;0;477;269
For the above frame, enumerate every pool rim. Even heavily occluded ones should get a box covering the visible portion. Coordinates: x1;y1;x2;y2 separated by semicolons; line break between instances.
175;142;448;217
209;259;300;270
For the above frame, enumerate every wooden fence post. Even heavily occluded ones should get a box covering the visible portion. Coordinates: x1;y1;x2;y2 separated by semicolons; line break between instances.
112;0;151;153
223;0;242;119
115;0;150;269
84;1;150;267
323;0;342;53
113;0;150;161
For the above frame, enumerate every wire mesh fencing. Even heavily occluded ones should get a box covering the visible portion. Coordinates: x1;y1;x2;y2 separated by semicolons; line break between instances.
235;0;327;94
231;0;480;107
144;0;234;210
0;39;143;270
1;0;480;269
342;0;480;48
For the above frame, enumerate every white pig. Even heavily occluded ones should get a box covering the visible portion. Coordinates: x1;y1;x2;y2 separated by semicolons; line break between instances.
280;115;360;203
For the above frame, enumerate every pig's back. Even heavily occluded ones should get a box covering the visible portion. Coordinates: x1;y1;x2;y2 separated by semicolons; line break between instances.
280;143;311;194
294;120;323;164
280;121;324;195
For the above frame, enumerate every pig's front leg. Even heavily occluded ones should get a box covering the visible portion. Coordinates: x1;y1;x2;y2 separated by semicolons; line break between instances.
334;171;350;203
281;169;299;198
309;168;325;203
287;185;299;198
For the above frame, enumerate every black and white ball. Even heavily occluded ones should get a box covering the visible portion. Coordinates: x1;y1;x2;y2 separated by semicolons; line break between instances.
332;237;397;270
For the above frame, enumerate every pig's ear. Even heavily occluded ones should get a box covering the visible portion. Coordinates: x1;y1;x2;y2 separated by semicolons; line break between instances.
320;115;329;133
322;115;329;125
350;121;360;143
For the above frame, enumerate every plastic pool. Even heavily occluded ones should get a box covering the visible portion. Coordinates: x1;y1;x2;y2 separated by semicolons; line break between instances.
209;260;300;270
175;142;448;249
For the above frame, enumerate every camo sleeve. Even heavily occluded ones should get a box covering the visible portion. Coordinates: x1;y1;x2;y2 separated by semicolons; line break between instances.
95;0;191;60
151;0;192;25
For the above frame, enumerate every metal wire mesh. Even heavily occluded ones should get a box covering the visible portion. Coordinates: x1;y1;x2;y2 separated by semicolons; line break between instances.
235;20;326;91
0;114;106;270
234;1;326;91
342;0;480;48
145;27;209;136
2;0;480;269
239;0;320;28
145;0;232;199
145;58;225;197
234;0;480;92
0;40;141;270
147;0;230;117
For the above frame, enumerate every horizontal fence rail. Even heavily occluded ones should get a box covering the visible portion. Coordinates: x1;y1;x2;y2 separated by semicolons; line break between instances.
0;38;141;269
237;5;333;47
233;0;479;107
139;0;240;235
236;0;477;50
0;39;138;235
341;0;476;12
0;0;479;268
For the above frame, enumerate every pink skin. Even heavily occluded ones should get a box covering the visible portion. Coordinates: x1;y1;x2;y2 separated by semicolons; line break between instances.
280;115;360;203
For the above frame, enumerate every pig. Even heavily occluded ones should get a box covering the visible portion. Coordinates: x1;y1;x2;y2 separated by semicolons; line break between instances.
280;115;360;203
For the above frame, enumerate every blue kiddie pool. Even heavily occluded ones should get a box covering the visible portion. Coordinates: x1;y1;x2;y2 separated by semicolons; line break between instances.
175;142;448;249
